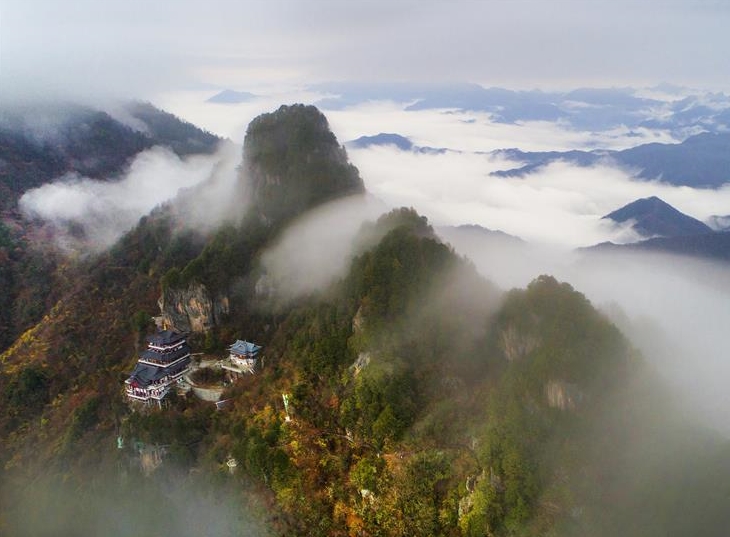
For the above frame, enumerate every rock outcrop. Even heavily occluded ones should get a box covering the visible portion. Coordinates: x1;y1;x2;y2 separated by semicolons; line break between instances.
500;324;540;362
545;380;583;411
159;282;229;333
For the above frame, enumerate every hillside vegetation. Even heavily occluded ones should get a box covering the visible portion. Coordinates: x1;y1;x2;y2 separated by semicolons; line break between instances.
1;104;729;536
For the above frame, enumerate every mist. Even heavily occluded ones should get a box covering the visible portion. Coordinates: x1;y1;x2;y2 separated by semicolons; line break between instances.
440;226;730;435
19;142;242;252
260;194;387;300
325;101;678;153
345;144;730;248
155;86;684;146
0;466;269;537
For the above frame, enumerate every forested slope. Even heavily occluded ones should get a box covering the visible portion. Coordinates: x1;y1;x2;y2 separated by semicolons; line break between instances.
1;104;729;537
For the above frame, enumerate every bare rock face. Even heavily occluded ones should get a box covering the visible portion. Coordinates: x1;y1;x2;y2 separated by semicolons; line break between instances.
159;282;229;333
545;380;583;411
351;304;365;334
499;324;540;362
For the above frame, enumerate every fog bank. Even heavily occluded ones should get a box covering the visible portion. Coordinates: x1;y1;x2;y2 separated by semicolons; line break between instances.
442;227;730;435
19;143;241;251
348;145;730;248
260;194;387;300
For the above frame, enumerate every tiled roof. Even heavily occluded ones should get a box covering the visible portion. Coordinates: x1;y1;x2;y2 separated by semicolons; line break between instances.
140;344;190;363
146;330;186;346
127;357;190;387
229;340;262;356
127;363;167;387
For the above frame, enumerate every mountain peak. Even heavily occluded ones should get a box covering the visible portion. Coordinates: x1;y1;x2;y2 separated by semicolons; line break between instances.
206;89;256;104
243;104;365;226
603;196;712;238
348;133;413;150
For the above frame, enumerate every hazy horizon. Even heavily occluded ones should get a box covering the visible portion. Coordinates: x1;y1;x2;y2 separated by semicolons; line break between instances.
3;0;730;101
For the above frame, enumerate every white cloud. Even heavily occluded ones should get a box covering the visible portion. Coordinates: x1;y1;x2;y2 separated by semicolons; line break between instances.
346;146;728;247
260;194;387;300
4;0;730;103
440;224;730;434
19;144;241;251
325;102;678;153
152;89;325;142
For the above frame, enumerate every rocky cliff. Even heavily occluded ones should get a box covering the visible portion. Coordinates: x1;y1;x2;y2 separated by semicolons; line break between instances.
158;282;229;333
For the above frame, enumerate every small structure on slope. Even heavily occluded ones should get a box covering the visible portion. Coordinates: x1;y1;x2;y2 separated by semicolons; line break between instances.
125;330;192;407
221;339;262;379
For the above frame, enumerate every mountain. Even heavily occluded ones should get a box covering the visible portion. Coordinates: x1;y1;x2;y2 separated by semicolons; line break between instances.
312;82;641;127
312;81;730;134
706;214;730;231
244;104;364;226
586;231;730;263
206;89;257;104
347;132;448;154
640;93;730;133
490;148;603;178
603;196;712;238
349;132;414;150
492;131;730;188
619;132;730;187
3;104;730;537
0;101;220;210
123;101;220;154
0;101;221;360
0;104;149;210
437;223;525;248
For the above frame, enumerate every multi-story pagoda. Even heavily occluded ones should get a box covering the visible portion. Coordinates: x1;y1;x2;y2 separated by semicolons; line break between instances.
125;330;191;407
221;339;262;378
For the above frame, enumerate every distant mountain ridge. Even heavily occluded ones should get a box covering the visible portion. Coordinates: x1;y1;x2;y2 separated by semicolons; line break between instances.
0;101;220;210
492;131;730;188
603;196;712;238
206;89;257;104
586;231;730;263
349;132;413;150
311;81;730;135
706;215;730;231
347;132;448;154
585;197;730;262
439;224;524;244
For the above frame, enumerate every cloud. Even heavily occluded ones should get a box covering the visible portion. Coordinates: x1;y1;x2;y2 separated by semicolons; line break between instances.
153;89;327;142
1;466;269;537
342;138;730;248
568;252;730;434
325;102;679;153
19;143;242;251
259;194;388;300
4;0;730;104
169;142;247;233
440;224;730;434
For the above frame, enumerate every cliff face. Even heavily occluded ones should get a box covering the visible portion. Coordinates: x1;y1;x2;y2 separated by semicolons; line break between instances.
545;379;583;410
500;324;540;362
159;282;229;333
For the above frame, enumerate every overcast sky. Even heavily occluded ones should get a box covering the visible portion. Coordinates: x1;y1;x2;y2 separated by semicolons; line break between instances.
2;0;730;102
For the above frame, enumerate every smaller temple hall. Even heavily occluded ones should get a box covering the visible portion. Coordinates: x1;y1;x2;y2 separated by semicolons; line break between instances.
221;339;262;378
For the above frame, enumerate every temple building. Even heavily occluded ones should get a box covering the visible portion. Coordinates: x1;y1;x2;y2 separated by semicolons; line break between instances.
221;339;262;378
125;330;191;407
